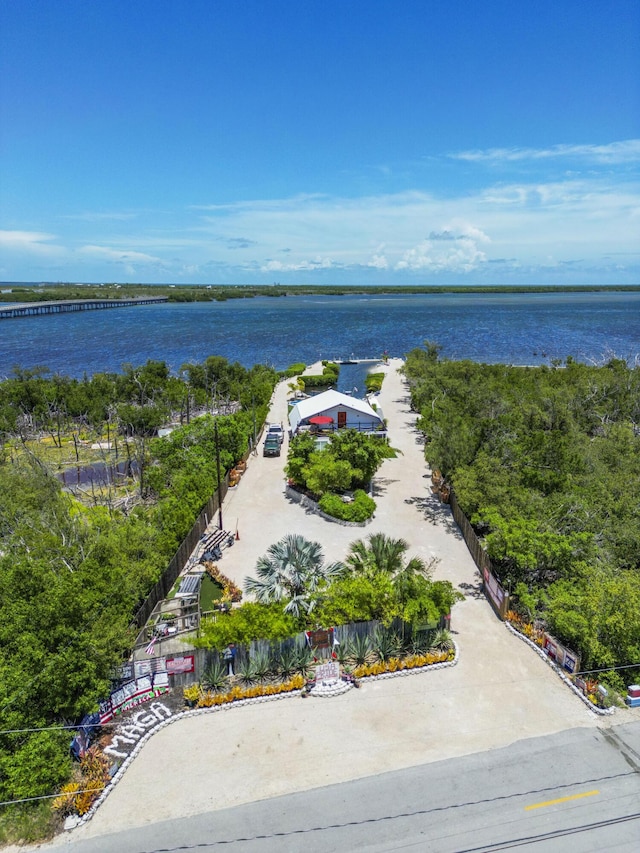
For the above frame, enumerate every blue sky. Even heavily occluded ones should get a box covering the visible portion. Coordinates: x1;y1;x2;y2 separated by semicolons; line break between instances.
1;0;639;285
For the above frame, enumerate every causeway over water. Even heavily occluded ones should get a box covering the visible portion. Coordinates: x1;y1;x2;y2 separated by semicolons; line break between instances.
0;296;167;320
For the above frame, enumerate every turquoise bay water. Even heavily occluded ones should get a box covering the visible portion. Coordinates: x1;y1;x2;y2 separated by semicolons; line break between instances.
0;292;639;379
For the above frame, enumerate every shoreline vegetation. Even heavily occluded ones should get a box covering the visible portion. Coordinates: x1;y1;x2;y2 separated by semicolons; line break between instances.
1;282;640;305
403;345;640;698
1;347;639;842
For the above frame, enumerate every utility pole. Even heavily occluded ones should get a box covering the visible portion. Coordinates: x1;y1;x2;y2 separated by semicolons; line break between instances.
214;420;223;529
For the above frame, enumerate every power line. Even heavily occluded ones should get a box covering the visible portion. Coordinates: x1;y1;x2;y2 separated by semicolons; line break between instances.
0;786;105;808
574;661;640;677
0;721;117;736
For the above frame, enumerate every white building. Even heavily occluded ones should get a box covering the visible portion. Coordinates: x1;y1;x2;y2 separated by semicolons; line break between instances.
289;389;385;436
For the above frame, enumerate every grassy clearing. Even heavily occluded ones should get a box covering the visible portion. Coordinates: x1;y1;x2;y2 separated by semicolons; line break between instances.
199;575;224;612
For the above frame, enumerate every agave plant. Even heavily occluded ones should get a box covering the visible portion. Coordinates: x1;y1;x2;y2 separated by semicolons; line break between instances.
372;628;403;662
293;645;316;678
236;655;258;687
430;628;453;652
275;645;299;680
202;658;229;692
333;638;351;666
346;633;375;667
250;650;272;683
408;632;431;656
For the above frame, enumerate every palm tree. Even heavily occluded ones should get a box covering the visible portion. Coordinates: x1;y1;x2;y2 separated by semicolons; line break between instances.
347;532;412;577
244;534;344;618
347;533;436;584
346;533;440;636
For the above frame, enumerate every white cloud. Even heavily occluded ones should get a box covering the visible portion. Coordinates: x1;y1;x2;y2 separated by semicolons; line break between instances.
368;255;388;269
78;245;164;264
61;212;138;222
4;143;638;284
260;256;341;272
396;223;490;272
0;230;63;256
188;177;638;277
451;139;640;165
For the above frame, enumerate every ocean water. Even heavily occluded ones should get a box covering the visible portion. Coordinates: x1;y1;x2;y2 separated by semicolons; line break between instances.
0;291;639;379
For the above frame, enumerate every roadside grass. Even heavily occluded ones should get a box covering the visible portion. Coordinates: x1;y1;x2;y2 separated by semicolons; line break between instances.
0;802;60;846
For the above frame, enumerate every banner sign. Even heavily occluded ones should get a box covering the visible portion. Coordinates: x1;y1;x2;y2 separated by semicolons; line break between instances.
166;655;195;675
134;657;167;678
483;566;507;616
116;663;134;682
99;673;169;724
543;633;579;674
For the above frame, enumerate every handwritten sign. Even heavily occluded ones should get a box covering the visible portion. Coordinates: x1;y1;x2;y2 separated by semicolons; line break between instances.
316;661;340;683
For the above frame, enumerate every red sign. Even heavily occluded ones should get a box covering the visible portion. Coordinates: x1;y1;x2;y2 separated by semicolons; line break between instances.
166;655;195;675
306;628;334;649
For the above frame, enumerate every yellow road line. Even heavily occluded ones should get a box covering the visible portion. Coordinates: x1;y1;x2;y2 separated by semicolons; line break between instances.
525;790;599;811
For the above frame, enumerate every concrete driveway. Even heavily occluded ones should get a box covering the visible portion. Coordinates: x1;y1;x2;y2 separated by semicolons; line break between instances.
67;359;616;841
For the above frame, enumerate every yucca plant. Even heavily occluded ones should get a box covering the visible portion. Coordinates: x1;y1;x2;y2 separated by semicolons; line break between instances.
372;628;402;662
202;658;229;692
430;628;453;652
347;633;375;667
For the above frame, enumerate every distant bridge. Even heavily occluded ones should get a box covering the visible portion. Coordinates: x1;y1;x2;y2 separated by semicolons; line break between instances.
0;296;168;320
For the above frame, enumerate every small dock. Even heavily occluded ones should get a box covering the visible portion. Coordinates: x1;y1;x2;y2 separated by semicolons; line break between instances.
332;357;381;364
0;295;168;320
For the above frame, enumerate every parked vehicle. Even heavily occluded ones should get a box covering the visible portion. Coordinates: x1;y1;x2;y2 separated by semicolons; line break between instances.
267;423;284;444
263;435;281;457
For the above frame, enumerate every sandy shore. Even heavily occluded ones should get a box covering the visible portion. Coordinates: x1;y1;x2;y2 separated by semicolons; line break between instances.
66;359;607;841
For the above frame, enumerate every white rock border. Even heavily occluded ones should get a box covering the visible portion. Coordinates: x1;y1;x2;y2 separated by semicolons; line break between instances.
72;643;460;829
307;679;353;698
504;622;614;716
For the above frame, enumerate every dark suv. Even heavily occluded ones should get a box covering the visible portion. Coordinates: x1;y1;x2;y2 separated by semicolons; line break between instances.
263;436;281;457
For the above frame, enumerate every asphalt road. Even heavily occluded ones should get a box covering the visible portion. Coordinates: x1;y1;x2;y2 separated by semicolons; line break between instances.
44;721;640;853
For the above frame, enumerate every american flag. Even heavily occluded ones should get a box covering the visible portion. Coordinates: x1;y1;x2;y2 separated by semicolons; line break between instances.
145;636;157;656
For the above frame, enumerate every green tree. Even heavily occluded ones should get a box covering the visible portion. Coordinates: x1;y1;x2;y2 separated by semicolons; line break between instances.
304;453;353;496
343;533;460;629
328;429;391;487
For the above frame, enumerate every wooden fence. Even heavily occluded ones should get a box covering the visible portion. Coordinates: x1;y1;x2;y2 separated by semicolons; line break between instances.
448;489;510;619
131;477;230;629
165;616;440;690
130;427;265;631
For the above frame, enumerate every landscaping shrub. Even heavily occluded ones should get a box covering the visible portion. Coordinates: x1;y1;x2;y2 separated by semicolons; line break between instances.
299;374;334;388
365;372;385;393
319;489;376;522
299;362;340;388
282;363;306;377
195;602;300;650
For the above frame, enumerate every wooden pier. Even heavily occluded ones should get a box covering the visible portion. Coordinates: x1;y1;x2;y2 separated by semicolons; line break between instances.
0;295;168;320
